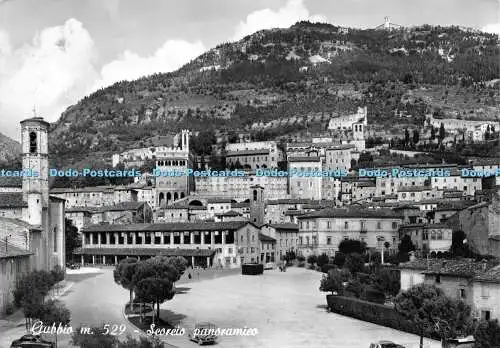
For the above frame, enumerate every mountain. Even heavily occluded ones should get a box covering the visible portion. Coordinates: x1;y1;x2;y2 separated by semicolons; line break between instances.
0;132;21;163
48;21;500;167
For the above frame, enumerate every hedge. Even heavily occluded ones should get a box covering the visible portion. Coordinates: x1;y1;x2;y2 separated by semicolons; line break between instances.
326;295;439;340
242;264;264;275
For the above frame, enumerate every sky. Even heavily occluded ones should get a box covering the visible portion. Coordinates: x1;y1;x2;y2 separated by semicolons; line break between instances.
0;0;498;140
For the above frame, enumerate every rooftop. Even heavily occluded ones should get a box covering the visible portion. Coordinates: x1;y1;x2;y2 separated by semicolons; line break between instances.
268;223;299;231
0;240;33;259
81;220;252;233
74;247;215;257
298;207;402;220
0;176;22;188
0;193;27;208
259;233;276;242
226;149;270;156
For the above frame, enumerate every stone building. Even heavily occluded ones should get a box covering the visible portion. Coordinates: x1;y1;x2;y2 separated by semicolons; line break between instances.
0;117;66;313
296;207;402;257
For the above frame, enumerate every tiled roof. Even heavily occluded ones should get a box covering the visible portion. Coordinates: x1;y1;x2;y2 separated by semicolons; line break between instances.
298;207;402;220
99;202;145;212
0;240;33;259
0;176;22;188
398;186;432;192
475;265;500;283
0;217;41;230
207;198;234;204
259;233;276;242
434;200;476;211
66;207;97;214
215;210;241;217
226;149;270;156
0;193;26;208
51;186;114;193
74;247;216;257
423;224;452;229
231;202;250;208
81;220;251;233
267;199;312;205
400;259;500;281
268;223;299;231
288;156;321;162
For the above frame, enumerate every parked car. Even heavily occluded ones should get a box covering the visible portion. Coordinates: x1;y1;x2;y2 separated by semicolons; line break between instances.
264;262;274;270
369;340;406;348
188;322;217;345
11;334;55;348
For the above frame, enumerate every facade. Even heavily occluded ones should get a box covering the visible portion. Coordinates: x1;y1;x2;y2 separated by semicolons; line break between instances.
288;152;323;200
425;114;499;135
400;259;500;321
76;221;261;268
446;197;500;257
296;207;403;257
155;130;191;207
260;223;299;261
259;234;277;263
0;117;66;313
225;140;285;170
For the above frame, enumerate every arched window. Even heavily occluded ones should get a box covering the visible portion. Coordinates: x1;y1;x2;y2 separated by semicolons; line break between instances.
253;189;258;202
29;132;37;154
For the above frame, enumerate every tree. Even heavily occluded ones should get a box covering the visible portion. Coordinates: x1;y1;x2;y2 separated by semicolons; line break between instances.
319;269;344;295
450;230;470;257
474;319;500;348
114;258;139;308
338;239;366;255
404;128;410;147
430;127;436;141
37;299;71;347
72;326;118;348
413;129;420;144
316;253;330;268
344;253;365;275
14;270;57;330
394;284;472;348
132;256;183;320
307;254;318;265
439;122;445;142
65;219;81;263
399;235;416;254
134;277;175;320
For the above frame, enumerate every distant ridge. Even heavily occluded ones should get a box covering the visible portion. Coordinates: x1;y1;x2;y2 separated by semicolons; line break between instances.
0;132;21;162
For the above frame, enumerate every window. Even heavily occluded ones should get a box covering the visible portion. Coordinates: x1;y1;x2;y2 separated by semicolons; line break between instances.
344;221;349;229
29;132;37;154
327;237;332;245
392;222;398;229
376;221;381;229
250;247;254;253
435;275;441;283
481;284;490;298
327;221;331;228
459;288;466;299
481;310;491;321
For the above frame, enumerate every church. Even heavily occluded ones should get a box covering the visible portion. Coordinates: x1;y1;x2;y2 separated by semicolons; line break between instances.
0;117;66;313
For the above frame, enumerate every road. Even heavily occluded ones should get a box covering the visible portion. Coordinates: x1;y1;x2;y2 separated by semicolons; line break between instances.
0;267;442;348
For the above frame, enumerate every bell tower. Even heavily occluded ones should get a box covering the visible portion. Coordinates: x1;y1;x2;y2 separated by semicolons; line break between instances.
249;185;265;225
21;117;49;226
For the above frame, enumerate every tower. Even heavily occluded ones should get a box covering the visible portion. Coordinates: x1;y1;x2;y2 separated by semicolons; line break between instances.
21;117;50;226
249;185;265;225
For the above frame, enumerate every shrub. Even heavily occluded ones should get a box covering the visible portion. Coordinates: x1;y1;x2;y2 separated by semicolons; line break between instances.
326;295;438;340
297;261;306;268
321;264;337;274
362;285;386;304
296;255;306;262
51;265;65;283
307;255;318;265
320;269;344;295
332;252;346;267
345;253;365;275
241;264;264;275
316;253;330;268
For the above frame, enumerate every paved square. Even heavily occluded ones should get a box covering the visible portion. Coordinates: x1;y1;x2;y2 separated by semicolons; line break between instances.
161;267;441;348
